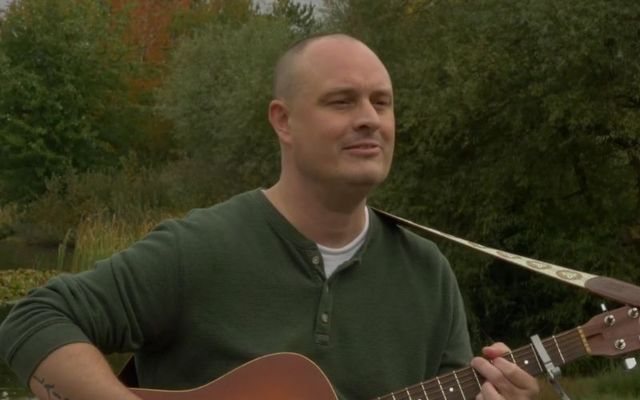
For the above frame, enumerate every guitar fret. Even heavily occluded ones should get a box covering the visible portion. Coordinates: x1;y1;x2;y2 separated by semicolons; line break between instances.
472;368;482;391
128;313;621;400
367;326;596;400
530;343;544;373
514;345;539;376
552;335;566;364
419;382;430;400
436;376;447;399
453;371;466;400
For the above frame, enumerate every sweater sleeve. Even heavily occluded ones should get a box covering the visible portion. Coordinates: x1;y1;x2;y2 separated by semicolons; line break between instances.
0;219;184;386
436;255;473;374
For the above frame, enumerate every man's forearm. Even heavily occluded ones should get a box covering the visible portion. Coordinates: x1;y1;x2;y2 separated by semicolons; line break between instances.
29;342;140;400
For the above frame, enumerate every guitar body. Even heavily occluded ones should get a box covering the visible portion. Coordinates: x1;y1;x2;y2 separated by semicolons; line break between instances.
128;305;640;400
130;353;338;400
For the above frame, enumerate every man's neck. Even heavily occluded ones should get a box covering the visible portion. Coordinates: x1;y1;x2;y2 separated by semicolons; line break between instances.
264;181;369;248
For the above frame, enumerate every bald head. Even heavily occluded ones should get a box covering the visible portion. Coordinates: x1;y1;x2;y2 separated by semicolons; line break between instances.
273;34;388;101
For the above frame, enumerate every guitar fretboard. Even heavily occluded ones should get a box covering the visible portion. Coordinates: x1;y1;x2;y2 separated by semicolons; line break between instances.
373;327;588;400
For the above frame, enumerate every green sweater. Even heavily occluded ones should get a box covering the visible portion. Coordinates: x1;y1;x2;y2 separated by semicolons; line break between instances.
0;189;472;399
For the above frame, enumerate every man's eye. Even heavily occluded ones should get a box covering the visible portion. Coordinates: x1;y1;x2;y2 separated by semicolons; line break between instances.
330;99;351;106
374;99;392;107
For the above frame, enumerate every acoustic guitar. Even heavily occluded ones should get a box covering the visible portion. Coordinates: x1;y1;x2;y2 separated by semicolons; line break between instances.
129;305;640;400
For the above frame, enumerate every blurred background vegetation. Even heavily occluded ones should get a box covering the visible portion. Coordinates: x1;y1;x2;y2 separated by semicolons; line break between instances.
1;0;640;383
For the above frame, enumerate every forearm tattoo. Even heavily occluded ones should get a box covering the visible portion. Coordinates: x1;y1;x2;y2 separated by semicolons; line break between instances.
32;375;71;400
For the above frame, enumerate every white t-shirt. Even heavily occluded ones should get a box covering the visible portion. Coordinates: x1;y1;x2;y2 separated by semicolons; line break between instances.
317;208;369;278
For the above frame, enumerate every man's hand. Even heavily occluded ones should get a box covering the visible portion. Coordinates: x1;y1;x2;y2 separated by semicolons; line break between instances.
470;342;539;400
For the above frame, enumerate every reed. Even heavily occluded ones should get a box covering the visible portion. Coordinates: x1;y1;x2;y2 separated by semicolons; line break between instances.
67;211;179;272
0;203;18;240
38;208;640;399
0;203;18;226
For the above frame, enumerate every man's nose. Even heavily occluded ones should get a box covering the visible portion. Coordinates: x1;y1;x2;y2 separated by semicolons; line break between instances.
353;100;381;132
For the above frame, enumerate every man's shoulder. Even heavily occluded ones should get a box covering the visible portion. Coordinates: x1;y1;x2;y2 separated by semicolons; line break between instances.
368;208;457;284
186;189;260;221
160;189;265;238
370;208;441;254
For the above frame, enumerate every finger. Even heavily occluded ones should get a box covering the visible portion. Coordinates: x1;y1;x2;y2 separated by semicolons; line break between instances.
471;356;498;380
471;356;540;398
480;381;504;400
482;342;510;359
492;357;539;393
471;356;516;396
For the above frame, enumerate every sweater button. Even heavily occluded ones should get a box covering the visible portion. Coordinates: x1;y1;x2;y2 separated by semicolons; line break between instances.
321;313;329;323
311;255;320;265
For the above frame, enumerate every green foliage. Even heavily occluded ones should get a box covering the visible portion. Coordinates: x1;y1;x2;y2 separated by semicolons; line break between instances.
1;0;638;379
326;0;640;356
0;269;59;304
170;0;258;39
537;366;640;399
20;154;246;247
158;16;300;193
0;0;138;202
269;0;317;35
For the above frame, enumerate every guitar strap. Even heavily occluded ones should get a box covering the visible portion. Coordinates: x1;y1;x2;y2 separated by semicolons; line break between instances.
372;208;640;307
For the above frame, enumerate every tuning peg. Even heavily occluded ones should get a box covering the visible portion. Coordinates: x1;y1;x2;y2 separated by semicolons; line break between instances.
623;357;637;370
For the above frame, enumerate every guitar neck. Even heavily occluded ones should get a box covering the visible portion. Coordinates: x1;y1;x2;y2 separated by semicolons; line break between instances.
374;326;588;400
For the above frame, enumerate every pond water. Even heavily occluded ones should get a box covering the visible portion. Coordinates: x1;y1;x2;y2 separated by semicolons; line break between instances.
0;238;70;399
0;302;127;400
0;239;125;398
2;360;33;399
0;388;34;400
0;238;73;271
0;303;31;400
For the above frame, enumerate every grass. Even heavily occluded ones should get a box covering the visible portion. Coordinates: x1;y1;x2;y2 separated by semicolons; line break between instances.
537;368;640;399
2;205;640;399
0;203;17;240
0;203;17;226
0;208;175;306
0;208;176;303
1;357;638;399
64;210;178;273
0;269;60;303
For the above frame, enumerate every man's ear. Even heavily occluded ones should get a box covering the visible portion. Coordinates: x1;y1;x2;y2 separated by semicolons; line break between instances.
268;99;293;145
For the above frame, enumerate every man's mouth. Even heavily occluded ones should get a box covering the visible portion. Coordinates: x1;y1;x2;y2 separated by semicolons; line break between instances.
344;141;382;156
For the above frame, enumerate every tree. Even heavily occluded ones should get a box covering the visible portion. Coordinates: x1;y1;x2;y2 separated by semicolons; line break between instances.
158;16;300;196
270;0;317;35
0;0;138;202
325;0;640;361
170;0;257;38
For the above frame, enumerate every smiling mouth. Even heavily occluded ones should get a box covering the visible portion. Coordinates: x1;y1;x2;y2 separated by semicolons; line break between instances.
344;142;382;156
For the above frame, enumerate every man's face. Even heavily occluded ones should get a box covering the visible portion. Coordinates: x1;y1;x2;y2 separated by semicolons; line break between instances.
281;38;395;191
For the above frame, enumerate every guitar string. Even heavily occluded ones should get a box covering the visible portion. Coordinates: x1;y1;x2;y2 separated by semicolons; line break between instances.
387;343;587;400
379;305;626;399
377;331;586;400
396;330;585;398
377;330;586;400
386;348;587;400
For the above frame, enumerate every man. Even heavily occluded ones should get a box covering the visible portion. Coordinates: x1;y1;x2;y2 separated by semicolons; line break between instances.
0;34;539;399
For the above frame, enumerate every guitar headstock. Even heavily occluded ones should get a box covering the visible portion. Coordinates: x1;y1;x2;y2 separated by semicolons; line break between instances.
581;305;640;357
